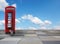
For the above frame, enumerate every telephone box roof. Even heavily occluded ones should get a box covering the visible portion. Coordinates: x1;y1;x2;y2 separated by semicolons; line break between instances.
5;6;15;8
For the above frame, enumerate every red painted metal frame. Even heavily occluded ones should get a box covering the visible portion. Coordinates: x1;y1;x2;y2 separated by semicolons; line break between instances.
5;6;15;34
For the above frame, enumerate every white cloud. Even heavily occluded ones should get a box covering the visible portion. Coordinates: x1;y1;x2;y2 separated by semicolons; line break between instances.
0;20;5;25
0;0;9;11
0;0;17;11
16;27;37;30
21;14;52;26
28;27;37;30
21;14;44;25
15;19;20;23
12;4;16;8
44;20;52;25
53;26;60;30
52;22;60;30
15;27;37;30
31;17;44;25
40;26;47;29
16;27;21;30
21;14;52;29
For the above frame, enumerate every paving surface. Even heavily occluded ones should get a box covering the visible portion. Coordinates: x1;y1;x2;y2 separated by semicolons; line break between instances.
0;31;60;44
0;37;21;44
19;37;43;44
42;41;60;44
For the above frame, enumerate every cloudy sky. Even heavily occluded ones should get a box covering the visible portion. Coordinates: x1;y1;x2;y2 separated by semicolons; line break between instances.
0;0;60;30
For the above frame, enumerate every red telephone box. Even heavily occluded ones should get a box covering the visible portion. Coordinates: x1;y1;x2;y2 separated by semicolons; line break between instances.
5;6;15;34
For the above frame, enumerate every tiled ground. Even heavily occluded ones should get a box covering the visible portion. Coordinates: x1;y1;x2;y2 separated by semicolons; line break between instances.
0;31;60;44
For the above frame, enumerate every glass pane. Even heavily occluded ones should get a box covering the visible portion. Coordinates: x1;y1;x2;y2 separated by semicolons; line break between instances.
8;23;11;27
8;21;11;23
8;13;12;20
8;13;12;28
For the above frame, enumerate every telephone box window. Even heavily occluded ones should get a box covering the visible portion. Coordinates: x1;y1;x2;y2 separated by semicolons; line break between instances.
8;13;12;28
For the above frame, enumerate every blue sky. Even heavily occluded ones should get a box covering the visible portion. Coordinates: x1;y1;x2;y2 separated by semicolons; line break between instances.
0;0;60;30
